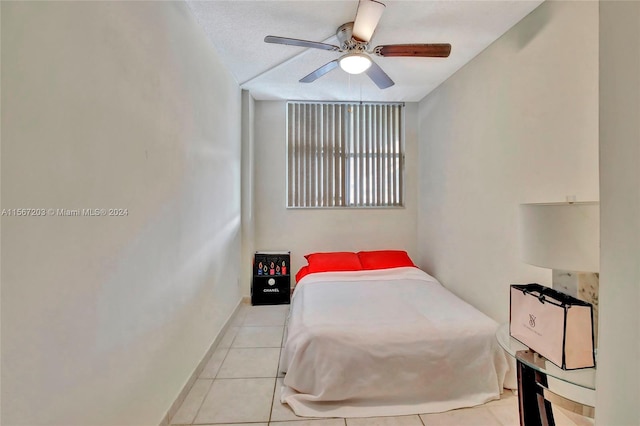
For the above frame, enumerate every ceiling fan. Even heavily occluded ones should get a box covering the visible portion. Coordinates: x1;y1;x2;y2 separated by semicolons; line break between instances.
264;0;451;89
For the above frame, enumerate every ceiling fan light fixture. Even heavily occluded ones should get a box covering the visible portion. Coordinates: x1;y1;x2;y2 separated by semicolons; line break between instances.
339;53;372;74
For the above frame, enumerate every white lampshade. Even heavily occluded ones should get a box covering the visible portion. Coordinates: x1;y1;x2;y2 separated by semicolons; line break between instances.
519;202;600;272
339;53;372;74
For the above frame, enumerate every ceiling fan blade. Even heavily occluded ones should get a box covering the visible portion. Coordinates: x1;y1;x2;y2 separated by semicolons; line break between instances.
265;36;340;52
300;60;340;83
365;60;394;89
352;0;386;42
374;43;452;58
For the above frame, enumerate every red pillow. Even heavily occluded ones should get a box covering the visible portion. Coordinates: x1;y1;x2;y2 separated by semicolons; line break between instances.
357;250;415;270
304;251;363;273
295;266;311;283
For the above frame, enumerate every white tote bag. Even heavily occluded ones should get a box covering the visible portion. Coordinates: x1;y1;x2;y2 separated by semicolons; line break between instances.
510;284;595;370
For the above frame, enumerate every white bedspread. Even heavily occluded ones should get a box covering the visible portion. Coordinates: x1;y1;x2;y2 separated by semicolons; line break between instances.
279;267;510;418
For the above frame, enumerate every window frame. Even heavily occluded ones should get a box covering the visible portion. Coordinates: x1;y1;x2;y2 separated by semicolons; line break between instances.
285;101;405;209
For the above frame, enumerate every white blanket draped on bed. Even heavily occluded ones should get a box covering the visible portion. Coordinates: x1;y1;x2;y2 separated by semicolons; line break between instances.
279;267;510;418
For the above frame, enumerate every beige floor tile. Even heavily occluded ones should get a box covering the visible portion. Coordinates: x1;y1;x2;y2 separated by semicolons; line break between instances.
212;424;268;426
199;347;228;378
194;378;275;424
170;379;212;425
420;406;502;426
266;303;291;314
346;415;424;425
243;305;289;326
269;419;345;426
218;326;240;348
232;326;285;348
487;403;520;426
217;347;281;378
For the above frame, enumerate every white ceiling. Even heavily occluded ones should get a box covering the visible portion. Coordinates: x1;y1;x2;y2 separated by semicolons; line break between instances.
186;0;544;102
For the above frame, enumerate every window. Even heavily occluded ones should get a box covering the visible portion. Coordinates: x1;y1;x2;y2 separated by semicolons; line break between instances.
287;102;404;208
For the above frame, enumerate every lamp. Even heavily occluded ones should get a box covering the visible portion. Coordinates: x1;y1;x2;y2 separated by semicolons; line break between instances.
339;53;372;74
519;201;600;337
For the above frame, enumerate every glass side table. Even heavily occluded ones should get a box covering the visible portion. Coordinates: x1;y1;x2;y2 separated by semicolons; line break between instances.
496;324;596;426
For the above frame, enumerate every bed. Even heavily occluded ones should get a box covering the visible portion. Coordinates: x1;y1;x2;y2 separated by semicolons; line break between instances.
278;251;511;418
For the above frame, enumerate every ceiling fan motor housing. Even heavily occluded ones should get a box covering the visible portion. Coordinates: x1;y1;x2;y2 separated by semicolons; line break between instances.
337;22;369;52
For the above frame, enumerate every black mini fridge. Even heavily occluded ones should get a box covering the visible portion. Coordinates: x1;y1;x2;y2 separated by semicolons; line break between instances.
251;251;290;305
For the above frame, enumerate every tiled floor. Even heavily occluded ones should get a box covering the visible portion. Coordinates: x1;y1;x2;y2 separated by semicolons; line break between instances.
170;303;590;426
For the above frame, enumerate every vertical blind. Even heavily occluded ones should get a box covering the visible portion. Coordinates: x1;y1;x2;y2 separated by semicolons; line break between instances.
287;102;404;208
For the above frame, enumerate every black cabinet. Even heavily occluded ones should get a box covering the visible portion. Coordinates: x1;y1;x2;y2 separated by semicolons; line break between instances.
252;251;290;305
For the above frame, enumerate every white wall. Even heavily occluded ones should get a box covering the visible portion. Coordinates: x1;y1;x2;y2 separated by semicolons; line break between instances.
241;90;256;292
416;0;599;322
1;2;242;425
596;1;640;423
252;101;419;293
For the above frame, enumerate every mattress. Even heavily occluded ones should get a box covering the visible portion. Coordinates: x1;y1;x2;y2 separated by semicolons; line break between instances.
279;267;510;418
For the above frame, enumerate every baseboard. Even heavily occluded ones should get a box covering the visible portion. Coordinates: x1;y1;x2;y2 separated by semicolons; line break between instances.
159;298;245;426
